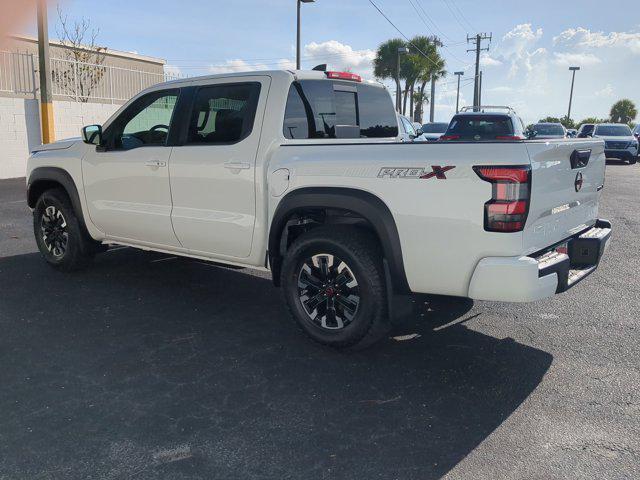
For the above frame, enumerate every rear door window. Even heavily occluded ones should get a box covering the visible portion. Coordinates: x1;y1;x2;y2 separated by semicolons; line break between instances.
187;83;261;145
283;80;398;139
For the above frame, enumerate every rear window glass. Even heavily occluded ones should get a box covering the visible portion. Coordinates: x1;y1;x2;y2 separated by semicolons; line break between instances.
533;124;565;136
446;114;513;139
283;80;398;139
594;125;632;136
422;122;449;133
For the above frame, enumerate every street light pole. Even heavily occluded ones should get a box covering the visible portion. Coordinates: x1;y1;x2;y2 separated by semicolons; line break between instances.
296;0;315;70
567;66;580;121
454;71;464;113
396;46;409;113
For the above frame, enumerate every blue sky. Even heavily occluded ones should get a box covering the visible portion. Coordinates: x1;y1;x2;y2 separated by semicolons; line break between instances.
24;0;640;124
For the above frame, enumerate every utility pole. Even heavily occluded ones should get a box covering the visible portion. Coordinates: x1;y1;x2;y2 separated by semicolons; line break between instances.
37;0;54;144
567;66;580;121
296;0;315;70
454;71;464;113
478;71;483;106
467;33;491;109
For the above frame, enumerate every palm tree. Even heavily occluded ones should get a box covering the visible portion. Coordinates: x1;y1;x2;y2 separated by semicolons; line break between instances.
373;39;407;111
374;37;446;118
609;99;637;125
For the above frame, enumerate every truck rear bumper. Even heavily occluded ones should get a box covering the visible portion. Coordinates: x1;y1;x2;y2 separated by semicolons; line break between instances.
468;219;612;302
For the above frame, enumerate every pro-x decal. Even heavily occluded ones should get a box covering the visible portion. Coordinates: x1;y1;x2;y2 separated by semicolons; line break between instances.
377;166;455;180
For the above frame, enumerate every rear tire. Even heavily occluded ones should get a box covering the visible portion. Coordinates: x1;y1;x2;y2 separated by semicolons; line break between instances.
629;157;637;165
33;188;96;271
281;226;390;350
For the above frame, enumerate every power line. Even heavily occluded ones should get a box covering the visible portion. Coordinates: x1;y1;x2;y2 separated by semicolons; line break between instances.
441;0;470;33
367;0;444;70
409;0;453;43
448;0;476;31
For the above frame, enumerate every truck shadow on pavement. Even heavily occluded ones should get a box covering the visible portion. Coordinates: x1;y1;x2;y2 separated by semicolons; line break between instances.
0;248;553;480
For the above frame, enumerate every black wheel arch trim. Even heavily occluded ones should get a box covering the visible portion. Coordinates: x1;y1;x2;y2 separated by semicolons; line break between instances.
269;187;410;294
27;167;89;233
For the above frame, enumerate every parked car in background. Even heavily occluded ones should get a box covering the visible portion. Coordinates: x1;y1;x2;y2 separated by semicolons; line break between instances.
593;123;639;164
567;128;578;138
398;114;424;142
420;122;449;142
530;122;567;139
577;123;596;138
633;124;640;143
440;106;527;142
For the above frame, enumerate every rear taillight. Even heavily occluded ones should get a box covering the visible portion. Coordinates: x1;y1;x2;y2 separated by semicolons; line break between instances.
495;135;523;141
473;165;531;233
439;135;460;141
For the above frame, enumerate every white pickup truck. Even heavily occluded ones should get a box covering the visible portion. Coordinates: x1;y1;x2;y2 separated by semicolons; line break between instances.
26;69;612;349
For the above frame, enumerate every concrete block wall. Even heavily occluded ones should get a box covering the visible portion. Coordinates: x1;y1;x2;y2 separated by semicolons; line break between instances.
0;98;120;179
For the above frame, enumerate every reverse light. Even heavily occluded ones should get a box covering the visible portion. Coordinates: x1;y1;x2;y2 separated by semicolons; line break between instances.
474;165;531;233
325;71;362;82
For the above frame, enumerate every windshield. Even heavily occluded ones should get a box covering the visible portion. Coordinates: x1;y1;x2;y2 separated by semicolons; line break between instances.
445;114;513;140
421;122;449;133
595;125;632;136
533;124;564;136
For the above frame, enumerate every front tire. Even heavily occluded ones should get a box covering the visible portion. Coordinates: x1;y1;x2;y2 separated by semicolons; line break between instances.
281;226;389;350
33;188;96;271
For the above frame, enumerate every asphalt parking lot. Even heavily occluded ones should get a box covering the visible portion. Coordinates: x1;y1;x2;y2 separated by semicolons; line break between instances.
1;162;639;480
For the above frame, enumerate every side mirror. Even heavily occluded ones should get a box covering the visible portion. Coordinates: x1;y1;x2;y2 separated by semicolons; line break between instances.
82;124;102;146
415;128;423;136
526;129;537;139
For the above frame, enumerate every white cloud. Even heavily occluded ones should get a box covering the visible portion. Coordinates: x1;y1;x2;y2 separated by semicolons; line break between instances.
552;52;602;67
208;58;294;75
480;54;502;67
204;40;373;78
594;84;615;98
554;27;640;54
304;40;375;79
476;24;640;124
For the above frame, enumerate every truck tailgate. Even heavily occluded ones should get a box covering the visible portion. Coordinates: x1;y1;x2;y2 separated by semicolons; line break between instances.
524;139;606;254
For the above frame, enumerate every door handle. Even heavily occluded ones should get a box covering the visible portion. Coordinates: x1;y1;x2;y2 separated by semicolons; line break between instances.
145;160;167;168
224;162;251;170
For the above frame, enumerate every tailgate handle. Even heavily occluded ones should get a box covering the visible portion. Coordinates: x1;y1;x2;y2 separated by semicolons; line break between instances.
570;149;591;169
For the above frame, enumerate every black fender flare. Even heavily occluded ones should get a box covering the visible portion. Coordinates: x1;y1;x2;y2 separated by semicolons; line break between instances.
269;187;410;293
27;167;89;233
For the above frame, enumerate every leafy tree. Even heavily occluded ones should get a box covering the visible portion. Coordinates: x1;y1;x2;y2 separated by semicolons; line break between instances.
538;116;562;124
560;116;576;129
577;117;607;127
407;36;445;122
373;36;445;121
373;39;408;112
609;99;637;124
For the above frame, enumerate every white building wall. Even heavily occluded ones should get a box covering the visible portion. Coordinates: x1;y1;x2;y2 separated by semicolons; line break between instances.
0;98;120;179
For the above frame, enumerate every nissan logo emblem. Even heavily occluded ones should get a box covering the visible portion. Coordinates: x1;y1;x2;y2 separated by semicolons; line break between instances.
575;172;584;192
